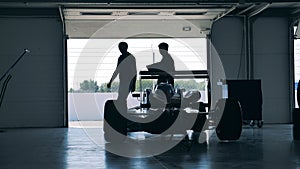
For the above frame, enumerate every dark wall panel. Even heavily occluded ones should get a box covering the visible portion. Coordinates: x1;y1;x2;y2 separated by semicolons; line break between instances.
0;17;64;127
211;16;246;80
252;17;290;123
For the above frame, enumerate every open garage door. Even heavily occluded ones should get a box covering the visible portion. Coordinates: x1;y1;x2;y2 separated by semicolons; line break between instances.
62;6;233;125
63;7;235;38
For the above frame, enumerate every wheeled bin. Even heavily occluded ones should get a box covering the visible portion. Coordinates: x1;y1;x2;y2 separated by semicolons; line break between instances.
227;80;263;128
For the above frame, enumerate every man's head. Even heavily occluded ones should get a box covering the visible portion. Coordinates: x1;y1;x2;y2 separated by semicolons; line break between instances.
118;42;128;54
158;42;169;51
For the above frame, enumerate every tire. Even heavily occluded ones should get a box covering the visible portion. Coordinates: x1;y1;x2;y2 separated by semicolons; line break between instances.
145;109;179;134
103;100;127;142
257;120;263;128
293;108;300;125
293;109;300;140
215;98;243;141
293;124;300;140
192;113;207;132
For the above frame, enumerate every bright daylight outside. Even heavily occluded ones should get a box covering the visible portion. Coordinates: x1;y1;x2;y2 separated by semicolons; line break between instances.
295;26;300;108
295;38;300;108
68;38;208;127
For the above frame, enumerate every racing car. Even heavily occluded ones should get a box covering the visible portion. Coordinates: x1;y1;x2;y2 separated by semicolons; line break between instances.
103;70;243;142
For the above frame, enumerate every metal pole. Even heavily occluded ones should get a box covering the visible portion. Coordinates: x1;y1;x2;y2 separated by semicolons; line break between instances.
0;49;30;82
59;5;69;127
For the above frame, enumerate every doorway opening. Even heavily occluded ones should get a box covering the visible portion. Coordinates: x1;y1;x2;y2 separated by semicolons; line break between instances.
294;25;300;108
67;38;208;127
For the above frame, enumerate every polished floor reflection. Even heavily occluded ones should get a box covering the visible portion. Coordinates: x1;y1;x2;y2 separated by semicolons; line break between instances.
0;124;299;169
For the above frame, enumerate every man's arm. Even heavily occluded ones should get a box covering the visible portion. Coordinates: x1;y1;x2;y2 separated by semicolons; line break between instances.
107;68;118;88
107;57;120;88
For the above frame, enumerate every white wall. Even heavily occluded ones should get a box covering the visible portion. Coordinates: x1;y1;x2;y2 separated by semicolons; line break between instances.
68;92;207;121
68;93;137;121
0;17;65;127
252;17;290;123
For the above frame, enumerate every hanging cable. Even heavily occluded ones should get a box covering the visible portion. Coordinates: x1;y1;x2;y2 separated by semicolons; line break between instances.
0;75;12;108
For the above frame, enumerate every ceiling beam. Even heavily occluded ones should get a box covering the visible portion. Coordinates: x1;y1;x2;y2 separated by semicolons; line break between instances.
237;4;256;15
248;3;271;17
213;6;237;22
0;0;300;4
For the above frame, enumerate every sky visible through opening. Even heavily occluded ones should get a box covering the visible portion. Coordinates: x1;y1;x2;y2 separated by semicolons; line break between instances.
68;38;207;91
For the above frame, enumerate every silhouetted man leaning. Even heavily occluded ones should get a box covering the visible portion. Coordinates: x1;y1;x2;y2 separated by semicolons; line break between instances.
147;42;175;86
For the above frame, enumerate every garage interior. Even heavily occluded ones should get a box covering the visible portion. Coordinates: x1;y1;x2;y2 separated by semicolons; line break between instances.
0;0;300;168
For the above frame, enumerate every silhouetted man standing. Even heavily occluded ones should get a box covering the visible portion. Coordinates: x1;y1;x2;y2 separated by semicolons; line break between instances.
107;42;137;106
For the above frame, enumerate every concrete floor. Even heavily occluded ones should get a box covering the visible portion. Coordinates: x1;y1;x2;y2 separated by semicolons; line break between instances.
0;124;299;169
